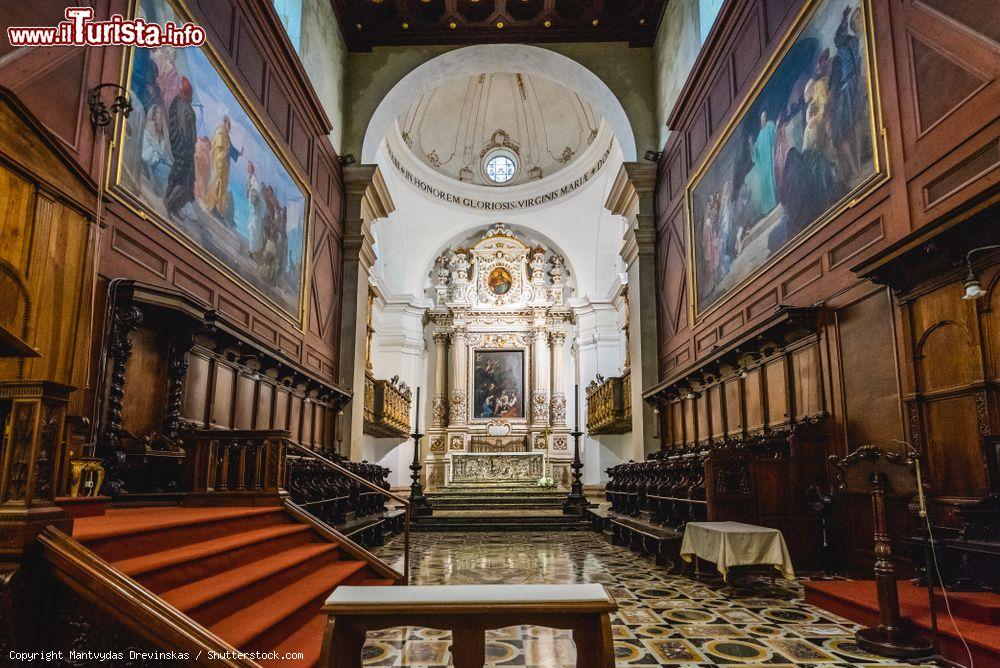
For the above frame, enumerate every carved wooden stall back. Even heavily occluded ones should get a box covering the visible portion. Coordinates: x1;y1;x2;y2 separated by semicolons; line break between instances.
643;307;829;569
650;0;1000;573
97;281;352;499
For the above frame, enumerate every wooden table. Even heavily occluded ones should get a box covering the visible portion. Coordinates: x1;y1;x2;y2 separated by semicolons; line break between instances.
680;521;795;582
321;584;617;668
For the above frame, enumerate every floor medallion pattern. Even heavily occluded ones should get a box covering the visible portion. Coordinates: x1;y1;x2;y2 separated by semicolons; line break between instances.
365;531;931;667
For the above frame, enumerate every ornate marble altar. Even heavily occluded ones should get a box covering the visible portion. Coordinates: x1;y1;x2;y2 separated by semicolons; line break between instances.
423;223;574;491
450;452;545;485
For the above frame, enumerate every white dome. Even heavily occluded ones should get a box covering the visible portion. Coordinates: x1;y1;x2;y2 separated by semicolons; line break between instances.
397;72;603;187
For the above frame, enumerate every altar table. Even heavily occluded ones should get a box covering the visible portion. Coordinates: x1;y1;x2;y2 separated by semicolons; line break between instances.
680;521;795;581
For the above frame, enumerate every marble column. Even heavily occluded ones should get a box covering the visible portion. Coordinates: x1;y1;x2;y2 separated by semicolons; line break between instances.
531;324;550;425
432;331;449;427
449;326;468;426
607;162;658;462
549;331;567;426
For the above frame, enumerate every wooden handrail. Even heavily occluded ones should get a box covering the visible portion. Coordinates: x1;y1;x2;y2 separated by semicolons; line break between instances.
285;442;410;585
39;526;256;667
284;501;404;584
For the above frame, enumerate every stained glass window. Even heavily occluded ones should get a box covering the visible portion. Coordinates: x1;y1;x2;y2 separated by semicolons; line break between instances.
484;152;517;184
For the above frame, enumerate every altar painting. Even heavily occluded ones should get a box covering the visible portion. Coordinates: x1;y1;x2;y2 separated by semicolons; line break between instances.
689;0;879;317
118;0;307;319
473;350;524;419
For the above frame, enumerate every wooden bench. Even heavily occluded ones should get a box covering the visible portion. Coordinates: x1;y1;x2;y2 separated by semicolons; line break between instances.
606;514;683;567
320;584;617;668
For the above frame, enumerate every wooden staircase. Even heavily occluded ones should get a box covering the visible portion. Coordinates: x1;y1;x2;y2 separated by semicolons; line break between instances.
46;505;400;667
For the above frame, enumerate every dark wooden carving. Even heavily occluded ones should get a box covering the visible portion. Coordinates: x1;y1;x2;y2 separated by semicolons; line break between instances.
161;329;196;442
100;303;143;495
285;451;394;548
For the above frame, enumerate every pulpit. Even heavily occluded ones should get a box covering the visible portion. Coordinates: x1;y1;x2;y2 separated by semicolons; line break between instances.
830;446;934;659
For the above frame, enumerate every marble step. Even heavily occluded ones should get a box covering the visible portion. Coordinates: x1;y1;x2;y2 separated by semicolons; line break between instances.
412;509;593;531
413;522;593;532
426;487;566;496
426;496;566;504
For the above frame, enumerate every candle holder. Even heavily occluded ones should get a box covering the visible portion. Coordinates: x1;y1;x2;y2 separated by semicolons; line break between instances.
563;384;591;515
408;387;433;517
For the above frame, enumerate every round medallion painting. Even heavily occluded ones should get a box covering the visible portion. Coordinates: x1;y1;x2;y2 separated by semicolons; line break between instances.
488;267;513;296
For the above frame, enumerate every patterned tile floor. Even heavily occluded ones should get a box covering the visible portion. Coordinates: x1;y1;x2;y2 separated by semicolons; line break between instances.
364;531;933;667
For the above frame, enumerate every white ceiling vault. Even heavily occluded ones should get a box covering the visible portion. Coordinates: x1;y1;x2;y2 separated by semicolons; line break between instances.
366;44;634;310
361;44;638;163
398;72;602;187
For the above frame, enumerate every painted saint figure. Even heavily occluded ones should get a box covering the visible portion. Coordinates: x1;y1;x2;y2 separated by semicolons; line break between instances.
206;115;243;223
165;77;196;218
246;160;266;254
750;110;778;215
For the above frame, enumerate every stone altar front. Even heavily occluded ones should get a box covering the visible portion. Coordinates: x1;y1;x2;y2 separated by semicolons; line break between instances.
450;452;544;485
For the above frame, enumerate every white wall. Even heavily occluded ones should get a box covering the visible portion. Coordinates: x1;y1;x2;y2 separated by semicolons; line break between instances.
276;0;347;152
654;0;707;148
373;141;628;304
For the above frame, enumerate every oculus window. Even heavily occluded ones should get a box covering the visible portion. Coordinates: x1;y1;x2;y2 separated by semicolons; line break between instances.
483;149;518;185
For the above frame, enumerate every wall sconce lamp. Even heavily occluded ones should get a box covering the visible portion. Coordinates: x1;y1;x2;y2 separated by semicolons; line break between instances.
962;245;1000;300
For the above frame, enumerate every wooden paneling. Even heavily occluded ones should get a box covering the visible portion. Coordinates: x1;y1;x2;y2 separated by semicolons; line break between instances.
724;377;742;434
922;396;988;497
743;369;764;431
121;329;168;437
211;363;236;428
836;290;903;448
764;357;789;425
791;344;823;418
0;97;96;413
181;353;211;423
695;393;710;443
901;273;995;506
256;382;274;430
234;373;255;429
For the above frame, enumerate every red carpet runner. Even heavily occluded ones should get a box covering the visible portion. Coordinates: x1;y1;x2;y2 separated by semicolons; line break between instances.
804;579;1000;666
73;507;392;667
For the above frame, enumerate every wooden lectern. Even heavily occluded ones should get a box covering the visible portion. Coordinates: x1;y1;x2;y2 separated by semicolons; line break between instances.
829;446;934;659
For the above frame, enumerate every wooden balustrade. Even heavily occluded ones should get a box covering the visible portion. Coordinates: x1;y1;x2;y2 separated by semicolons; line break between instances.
285;442;409;581
363;372;412;438
586;370;632;435
285;452;398;547
184;428;288;506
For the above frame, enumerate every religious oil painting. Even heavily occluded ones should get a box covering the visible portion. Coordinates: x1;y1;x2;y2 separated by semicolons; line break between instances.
473;350;524;420
689;0;880;317
117;0;307;319
487;267;513;296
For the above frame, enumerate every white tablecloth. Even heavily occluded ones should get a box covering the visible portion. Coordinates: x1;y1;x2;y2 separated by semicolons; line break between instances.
680;521;795;581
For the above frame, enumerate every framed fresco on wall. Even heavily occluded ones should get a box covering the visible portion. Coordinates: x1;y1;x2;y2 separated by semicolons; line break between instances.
687;0;885;320
473;350;525;420
114;0;309;325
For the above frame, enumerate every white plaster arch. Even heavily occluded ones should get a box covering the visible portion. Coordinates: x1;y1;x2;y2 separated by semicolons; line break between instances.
361;44;638;164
